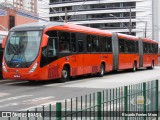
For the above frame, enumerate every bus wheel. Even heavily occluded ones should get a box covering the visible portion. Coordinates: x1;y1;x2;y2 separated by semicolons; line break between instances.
132;62;137;72
148;61;154;69
98;64;105;77
60;66;70;83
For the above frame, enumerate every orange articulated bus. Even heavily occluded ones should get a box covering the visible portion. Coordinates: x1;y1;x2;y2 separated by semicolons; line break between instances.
2;22;158;82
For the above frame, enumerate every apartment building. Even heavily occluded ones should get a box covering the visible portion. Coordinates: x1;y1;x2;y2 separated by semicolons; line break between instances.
48;0;159;41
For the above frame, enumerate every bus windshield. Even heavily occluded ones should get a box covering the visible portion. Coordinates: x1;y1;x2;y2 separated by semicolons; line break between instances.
4;31;42;68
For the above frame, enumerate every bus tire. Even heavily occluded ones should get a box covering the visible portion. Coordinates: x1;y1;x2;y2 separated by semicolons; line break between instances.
98;63;105;77
132;62;137;72
148;61;154;69
59;66;70;83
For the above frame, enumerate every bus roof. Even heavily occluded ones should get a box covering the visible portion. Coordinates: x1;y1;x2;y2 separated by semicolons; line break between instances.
117;33;139;41
10;22;64;31
9;22;158;43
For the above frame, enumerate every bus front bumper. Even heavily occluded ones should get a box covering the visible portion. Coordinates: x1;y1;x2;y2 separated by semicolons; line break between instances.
2;70;48;81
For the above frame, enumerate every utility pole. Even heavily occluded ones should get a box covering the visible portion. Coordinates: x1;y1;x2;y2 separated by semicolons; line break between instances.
64;7;67;23
129;7;132;35
144;21;147;38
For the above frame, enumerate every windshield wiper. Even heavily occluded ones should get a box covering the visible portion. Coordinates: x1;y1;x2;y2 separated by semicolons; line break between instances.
8;45;28;67
9;45;18;65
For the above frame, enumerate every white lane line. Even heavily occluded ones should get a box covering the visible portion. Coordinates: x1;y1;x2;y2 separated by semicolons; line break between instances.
0;80;12;83
22;96;55;103
0;92;10;97
0;95;33;103
19;101;57;111
5;81;28;85
44;79;91;87
19;99;70;111
0;102;19;108
0;96;55;109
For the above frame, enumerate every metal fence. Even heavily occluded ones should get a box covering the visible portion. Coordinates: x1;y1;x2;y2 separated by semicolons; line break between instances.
7;80;159;120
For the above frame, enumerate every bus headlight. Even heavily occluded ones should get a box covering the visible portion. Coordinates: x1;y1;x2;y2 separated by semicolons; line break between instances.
2;62;7;72
29;62;38;73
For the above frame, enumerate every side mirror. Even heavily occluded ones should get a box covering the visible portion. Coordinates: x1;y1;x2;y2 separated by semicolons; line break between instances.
2;35;7;48
41;34;49;48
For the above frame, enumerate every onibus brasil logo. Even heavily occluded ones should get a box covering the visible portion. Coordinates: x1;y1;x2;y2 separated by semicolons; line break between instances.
130;96;151;107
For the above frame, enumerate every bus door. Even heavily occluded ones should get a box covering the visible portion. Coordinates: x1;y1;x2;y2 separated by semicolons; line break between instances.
70;33;77;76
77;40;84;75
76;33;86;75
84;35;92;74
46;37;58;79
142;42;149;67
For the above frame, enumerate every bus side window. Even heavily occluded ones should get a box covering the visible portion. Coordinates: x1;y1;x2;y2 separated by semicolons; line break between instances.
58;32;70;53
99;37;103;52
119;39;125;53
154;44;158;54
107;37;112;52
78;40;83;52
47;38;57;57
71;33;76;52
135;41;139;53
91;36;99;52
104;38;108;52
125;40;129;53
143;42;148;53
87;35;92;52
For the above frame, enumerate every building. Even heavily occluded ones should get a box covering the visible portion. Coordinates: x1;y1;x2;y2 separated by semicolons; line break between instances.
49;0;159;41
1;0;37;13
0;0;38;31
37;0;49;21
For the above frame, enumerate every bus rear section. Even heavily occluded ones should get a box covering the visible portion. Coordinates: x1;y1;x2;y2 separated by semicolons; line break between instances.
141;38;158;68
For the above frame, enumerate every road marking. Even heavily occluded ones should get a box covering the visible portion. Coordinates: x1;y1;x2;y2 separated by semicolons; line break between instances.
19;101;57;111
0;79;14;83
22;96;55;103
5;81;28;85
0;96;55;109
0;102;19;108
19;99;70;111
0;95;33;103
0;92;10;97
44;79;91;87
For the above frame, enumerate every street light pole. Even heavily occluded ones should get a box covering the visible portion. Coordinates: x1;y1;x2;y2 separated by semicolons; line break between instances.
129;7;132;35
109;14;129;30
65;7;67;23
144;21;147;38
109;7;132;35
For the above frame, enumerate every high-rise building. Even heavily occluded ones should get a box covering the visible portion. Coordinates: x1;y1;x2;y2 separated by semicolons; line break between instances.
49;0;159;41
37;0;49;21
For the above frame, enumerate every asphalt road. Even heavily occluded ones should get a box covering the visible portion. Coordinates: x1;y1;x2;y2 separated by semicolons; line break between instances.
0;66;159;113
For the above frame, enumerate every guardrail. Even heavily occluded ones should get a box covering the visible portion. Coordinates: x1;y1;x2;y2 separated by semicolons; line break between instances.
7;80;159;120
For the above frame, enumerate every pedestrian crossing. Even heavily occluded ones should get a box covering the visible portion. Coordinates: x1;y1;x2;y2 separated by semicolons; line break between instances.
0;93;56;111
0;92;10;97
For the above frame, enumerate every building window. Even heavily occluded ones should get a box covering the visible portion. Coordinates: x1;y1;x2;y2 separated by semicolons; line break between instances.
9;16;15;29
